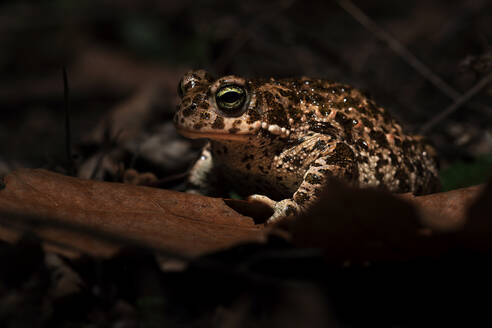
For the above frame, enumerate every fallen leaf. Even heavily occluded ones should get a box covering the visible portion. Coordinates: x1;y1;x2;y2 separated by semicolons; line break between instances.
460;179;492;251
399;184;484;231
0;168;487;263
284;179;487;264
0;169;264;259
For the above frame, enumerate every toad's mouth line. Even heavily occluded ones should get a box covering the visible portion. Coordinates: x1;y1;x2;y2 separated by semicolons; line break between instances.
176;127;254;141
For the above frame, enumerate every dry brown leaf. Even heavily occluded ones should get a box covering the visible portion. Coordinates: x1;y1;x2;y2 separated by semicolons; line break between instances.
0;168;487;263
399;184;484;231
0;169;264;259
460;180;492;251
284;179;488;264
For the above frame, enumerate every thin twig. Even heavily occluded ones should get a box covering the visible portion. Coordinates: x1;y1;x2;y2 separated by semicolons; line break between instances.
63;67;75;176
335;0;492;132
335;0;460;100
420;72;492;133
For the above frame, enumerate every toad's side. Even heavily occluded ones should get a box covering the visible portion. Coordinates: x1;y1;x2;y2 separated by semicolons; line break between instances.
174;70;440;224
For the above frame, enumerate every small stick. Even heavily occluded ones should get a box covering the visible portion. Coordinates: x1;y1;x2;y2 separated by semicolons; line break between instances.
335;0;461;100
336;0;492;132
420;72;492;134
63;67;75;176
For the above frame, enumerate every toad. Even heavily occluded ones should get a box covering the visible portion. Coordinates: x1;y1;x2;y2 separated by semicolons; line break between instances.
174;70;439;224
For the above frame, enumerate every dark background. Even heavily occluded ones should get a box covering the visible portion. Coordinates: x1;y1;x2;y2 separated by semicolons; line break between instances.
1;2;492;326
1;0;491;188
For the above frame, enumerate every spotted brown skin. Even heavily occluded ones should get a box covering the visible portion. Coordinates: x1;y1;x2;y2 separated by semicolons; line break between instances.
174;70;440;223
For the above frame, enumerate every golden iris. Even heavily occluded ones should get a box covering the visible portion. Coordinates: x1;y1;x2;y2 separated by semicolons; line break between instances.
215;85;246;111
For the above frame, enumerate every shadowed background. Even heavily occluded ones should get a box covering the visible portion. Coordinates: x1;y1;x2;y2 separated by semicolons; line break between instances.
0;0;491;189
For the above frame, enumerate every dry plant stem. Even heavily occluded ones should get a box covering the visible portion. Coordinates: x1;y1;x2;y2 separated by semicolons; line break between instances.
63;67;75;176
336;0;459;99
419;72;492;133
336;0;491;129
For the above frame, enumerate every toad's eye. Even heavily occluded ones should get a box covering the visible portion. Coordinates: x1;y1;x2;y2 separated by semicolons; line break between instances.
215;85;246;113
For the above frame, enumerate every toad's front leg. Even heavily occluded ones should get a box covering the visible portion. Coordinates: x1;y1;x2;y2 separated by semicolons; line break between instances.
187;142;226;197
250;149;359;224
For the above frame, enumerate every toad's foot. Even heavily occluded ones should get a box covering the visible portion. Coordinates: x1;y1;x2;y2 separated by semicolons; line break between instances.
248;194;300;225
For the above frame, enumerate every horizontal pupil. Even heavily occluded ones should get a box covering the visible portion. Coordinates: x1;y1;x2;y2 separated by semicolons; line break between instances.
219;91;242;104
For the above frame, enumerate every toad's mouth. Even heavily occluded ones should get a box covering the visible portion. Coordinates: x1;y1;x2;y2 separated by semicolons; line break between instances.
176;127;253;142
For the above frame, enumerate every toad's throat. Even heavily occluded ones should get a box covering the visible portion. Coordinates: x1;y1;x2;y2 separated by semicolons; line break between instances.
176;127;253;141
